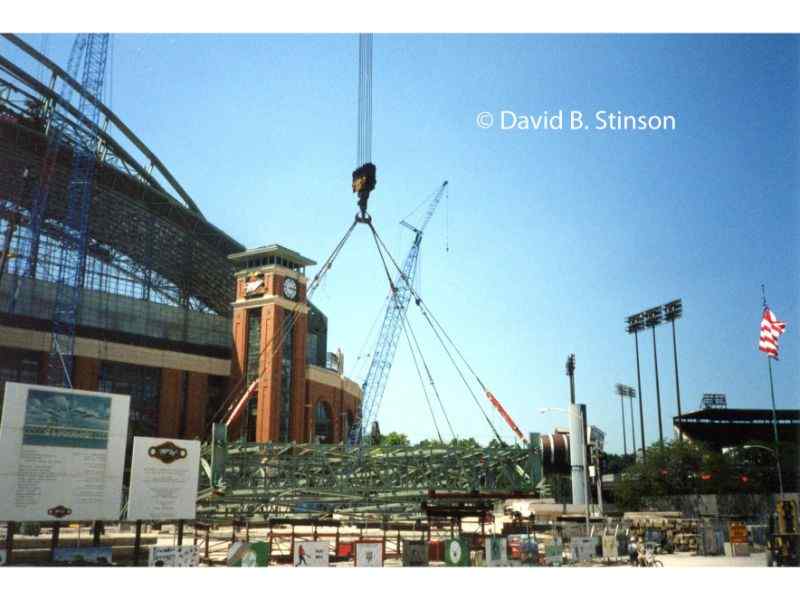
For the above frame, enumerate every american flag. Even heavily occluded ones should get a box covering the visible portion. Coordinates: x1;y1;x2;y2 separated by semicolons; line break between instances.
759;307;787;359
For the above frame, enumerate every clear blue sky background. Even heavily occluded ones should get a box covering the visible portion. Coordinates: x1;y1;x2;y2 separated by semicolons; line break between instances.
5;34;798;452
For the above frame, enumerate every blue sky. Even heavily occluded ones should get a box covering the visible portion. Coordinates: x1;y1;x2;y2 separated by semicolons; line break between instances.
5;34;798;452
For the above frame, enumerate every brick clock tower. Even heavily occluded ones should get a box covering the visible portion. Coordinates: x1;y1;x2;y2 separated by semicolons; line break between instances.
228;244;361;444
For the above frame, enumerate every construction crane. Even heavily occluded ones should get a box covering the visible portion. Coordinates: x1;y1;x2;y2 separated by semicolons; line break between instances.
36;33;110;387
352;33;376;222
353;181;448;443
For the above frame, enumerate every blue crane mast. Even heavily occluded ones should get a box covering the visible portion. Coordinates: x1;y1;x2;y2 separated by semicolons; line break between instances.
45;34;110;386
9;36;89;303
353;180;448;443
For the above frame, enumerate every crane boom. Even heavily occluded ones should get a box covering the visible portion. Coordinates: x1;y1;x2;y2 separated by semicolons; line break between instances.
353;181;448;442
47;34;110;386
485;390;526;443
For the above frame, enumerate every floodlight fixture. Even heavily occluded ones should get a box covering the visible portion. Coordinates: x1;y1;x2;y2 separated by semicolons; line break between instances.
664;299;683;322
644;306;664;329
626;312;646;334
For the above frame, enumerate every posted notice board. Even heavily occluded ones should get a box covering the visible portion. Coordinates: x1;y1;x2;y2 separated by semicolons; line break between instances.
127;436;201;520
0;383;129;522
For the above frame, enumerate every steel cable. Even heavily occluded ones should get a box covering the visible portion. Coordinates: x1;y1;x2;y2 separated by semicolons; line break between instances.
367;225;502;442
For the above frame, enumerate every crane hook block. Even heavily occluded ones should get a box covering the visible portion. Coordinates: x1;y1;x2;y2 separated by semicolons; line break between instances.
352;162;377;200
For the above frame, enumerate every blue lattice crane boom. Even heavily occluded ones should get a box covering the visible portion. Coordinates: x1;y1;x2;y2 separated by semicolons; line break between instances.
10;36;88;289
47;34;110;386
354;181;448;442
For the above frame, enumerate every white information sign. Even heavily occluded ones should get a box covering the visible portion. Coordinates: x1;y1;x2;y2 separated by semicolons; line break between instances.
148;545;198;567
485;536;509;566
293;541;329;567
127;436;201;520
571;536;596;562
355;542;383;567
0;383;129;522
602;535;619;559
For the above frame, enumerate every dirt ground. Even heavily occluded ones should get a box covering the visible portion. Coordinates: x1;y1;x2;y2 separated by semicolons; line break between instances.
657;551;767;567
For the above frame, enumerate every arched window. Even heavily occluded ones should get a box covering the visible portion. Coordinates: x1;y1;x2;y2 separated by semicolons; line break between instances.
314;400;333;444
341;410;355;442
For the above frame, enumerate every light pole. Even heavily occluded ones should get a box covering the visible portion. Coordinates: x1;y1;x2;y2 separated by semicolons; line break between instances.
566;354;576;405
615;384;636;457
615;384;628;456
626;313;647;458
645;306;665;448
664;299;683;440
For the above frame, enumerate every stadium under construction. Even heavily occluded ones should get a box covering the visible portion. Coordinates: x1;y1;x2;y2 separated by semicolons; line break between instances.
0;34;591;529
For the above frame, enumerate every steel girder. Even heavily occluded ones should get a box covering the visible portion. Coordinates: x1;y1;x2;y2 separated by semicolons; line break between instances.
197;441;539;523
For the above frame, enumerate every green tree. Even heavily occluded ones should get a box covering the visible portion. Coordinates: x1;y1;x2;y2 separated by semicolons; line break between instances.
614;440;729;510
379;431;410;447
602;452;635;475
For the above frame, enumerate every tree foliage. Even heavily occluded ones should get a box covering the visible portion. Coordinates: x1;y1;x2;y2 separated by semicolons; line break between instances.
614;439;796;511
379;431;410;447
417;437;482;449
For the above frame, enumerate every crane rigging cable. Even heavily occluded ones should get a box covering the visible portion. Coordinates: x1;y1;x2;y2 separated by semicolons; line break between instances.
368;224;513;444
357;33;373;166
400;310;457;440
399;314;443;443
363;223;503;442
351;293;390;381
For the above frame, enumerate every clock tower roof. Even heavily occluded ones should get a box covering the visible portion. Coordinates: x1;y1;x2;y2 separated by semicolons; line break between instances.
229;244;317;272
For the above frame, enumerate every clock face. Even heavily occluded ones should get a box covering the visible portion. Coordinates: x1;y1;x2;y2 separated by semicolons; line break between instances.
282;277;298;300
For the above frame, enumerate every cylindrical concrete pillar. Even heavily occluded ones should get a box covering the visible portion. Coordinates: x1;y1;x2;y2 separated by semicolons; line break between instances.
568;404;587;506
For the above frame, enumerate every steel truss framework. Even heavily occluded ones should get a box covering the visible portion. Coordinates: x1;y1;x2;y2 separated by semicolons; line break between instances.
0;35;243;352
197;441;541;524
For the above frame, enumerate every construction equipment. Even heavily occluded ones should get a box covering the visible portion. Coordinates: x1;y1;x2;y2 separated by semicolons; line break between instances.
353;34;375;221
352;162;376;219
353;181;448;443
0;167;30;285
8;34;110;387
767;499;799;566
197;434;538;523
46;34;110;386
485;390;525;443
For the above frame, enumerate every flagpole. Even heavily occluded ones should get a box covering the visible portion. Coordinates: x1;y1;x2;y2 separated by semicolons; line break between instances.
766;355;784;499
762;284;784;499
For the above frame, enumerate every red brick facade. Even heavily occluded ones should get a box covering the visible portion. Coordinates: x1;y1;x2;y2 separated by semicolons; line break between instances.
229;249;362;444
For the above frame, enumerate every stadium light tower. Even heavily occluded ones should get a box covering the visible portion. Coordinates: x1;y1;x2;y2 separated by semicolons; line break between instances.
626;313;647;457
615;384;636;457
664;299;683;440
645;306;665;448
